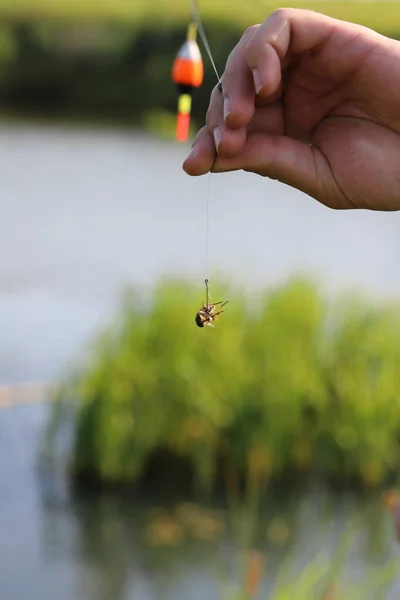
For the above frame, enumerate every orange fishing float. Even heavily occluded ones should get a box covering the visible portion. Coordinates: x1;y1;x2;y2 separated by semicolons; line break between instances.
171;22;204;142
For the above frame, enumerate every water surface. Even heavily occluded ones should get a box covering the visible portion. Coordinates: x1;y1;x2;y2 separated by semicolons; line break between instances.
1;402;400;600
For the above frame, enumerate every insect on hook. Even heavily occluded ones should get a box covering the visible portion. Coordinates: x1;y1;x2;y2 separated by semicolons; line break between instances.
195;279;228;328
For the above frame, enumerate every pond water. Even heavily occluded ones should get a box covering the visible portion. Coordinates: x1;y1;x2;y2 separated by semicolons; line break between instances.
1;401;400;600
0;122;400;384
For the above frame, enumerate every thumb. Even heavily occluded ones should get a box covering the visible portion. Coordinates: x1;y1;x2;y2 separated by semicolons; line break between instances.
212;132;336;208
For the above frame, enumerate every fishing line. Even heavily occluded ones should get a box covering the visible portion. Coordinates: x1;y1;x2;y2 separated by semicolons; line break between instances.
190;0;221;83
190;0;221;284
188;0;233;327
205;172;211;277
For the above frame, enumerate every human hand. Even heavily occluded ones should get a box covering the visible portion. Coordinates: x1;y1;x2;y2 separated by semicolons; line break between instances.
183;9;400;210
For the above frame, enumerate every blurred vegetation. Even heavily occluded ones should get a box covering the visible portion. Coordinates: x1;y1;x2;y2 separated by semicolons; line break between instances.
0;0;398;29
142;505;399;599
61;487;400;600
0;1;399;128
139;499;400;600
47;277;400;496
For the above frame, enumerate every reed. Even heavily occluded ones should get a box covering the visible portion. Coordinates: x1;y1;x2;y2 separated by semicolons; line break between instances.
46;276;400;494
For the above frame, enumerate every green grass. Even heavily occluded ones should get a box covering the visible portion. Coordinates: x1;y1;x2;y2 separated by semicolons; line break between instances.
0;0;399;36
45;276;400;494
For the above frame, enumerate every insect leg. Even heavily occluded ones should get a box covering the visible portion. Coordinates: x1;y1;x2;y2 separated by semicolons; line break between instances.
210;301;229;313
212;310;225;321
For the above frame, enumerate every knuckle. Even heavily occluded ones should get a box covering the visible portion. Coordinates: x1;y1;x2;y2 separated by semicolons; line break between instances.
195;125;208;140
223;25;259;83
243;24;259;50
269;7;290;19
243;24;259;39
245;9;291;59
266;7;294;25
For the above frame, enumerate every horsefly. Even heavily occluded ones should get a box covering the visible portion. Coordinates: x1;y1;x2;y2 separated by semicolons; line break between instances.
195;279;229;328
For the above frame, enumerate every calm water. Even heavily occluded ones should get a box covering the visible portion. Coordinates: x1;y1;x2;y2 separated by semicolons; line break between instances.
0;122;400;384
1;122;400;599
1;401;400;600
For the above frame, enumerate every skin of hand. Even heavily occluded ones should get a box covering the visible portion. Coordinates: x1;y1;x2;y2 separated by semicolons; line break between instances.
182;8;400;210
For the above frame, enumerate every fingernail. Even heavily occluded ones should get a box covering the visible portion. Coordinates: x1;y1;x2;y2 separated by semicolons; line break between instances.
252;68;263;94
213;127;222;153
223;96;231;121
